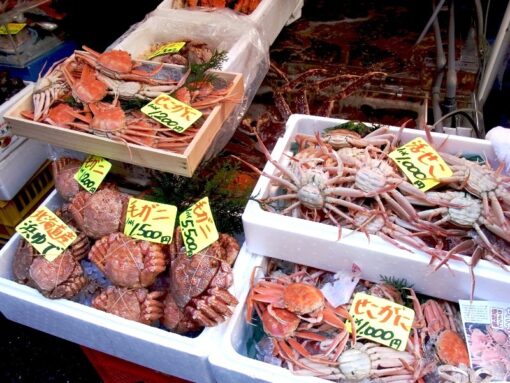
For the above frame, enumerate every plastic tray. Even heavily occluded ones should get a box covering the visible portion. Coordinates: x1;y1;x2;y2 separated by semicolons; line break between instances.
155;0;304;45
242;114;508;302
0;189;258;383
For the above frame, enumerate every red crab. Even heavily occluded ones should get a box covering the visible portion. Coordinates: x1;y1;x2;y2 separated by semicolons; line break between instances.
52;157;82;201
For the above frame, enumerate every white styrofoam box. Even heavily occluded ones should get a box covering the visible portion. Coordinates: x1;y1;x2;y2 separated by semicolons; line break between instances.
0;137;48;201
0;190;258;383
210;252;327;383
0;83;34;142
155;0;304;46
242;114;508;303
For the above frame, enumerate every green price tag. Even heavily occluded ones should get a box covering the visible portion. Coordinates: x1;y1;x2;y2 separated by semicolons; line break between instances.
141;93;202;134
0;23;26;35
389;137;452;191
147;41;186;59
346;293;415;351
178;197;219;257
124;197;177;244
15;207;77;261
74;155;112;193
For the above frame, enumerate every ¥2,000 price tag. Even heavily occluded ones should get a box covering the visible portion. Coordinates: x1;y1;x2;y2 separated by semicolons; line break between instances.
179;197;218;257
15;207;77;261
141;94;202;134
147;41;186;59
389;137;452;192
74;155;111;193
0;23;26;35
124;197;177;244
346;293;415;351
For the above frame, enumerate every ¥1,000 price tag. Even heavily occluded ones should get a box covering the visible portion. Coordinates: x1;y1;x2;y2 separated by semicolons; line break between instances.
15;207;77;261
389;137;452;192
345;292;415;351
141;93;202;134
124;197;177;244
147;41;186;59
74;155;111;193
179;196;218;257
0;23;26;35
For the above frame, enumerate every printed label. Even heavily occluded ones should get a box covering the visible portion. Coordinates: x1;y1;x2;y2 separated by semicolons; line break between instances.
0;23;26;35
74;155;111;193
141;94;202;133
147;41;186;59
178;197;218;256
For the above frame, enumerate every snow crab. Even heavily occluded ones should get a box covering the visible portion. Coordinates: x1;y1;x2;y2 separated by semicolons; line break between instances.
92;286;164;325
52;157;82;201
88;232;167;288
64;186;129;239
62;61;108;105
32;60;69;121
162;233;240;333
12;240;87;299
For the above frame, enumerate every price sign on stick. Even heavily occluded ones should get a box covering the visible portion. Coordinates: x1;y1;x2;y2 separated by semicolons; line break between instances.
0;23;26;35
15;207;77;261
179;197;219;257
141;94;202;133
389;137;452;192
147;41;186;59
346;293;415;351
74;155;111;193
124;197;177;244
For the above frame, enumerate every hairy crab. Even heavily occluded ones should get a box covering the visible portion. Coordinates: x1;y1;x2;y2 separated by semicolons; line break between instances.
52;157;82;201
162;233;240;333
12;240;87;299
88;232;167;288
92;286;164;325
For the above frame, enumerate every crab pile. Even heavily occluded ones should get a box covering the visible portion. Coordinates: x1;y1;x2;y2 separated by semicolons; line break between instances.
237;123;510;290
142;40;214;66
21;46;239;154
172;0;262;14
12;157;241;334
247;259;484;382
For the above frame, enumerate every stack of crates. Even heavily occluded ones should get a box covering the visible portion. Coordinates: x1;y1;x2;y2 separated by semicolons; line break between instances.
0;161;54;247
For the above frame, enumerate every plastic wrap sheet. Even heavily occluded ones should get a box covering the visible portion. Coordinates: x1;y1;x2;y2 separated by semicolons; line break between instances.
108;8;269;161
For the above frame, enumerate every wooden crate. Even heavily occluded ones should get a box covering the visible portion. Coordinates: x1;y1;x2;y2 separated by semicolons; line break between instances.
4;66;243;177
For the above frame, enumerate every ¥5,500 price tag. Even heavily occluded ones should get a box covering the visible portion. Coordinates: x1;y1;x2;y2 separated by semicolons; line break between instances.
0;23;26;35
141;93;202;134
147;41;186;59
124;197;177;244
74;155;111;193
15;207;77;261
179;197;218;257
389;137;452;192
346;293;415;351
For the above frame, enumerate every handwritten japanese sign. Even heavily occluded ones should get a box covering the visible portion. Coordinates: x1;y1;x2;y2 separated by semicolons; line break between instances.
15;207;77;261
178;197;218;257
147;41;186;59
141;94;202;133
73;155;111;193
124;197;177;244
0;23;26;35
389;137;452;191
346;293;415;351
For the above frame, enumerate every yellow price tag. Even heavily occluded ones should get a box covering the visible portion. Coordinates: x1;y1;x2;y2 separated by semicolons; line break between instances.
389;137;452;191
74;155;112;193
346;293;414;351
141;93;202;133
147;41;186;59
15;207;77;261
124;197;177;244
0;23;26;35
179;197;219;257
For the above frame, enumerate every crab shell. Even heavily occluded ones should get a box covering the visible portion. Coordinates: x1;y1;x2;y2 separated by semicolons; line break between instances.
88;232;167;288
435;329;470;367
13;240;87;299
92;286;164;325
66;187;129;239
52;157;82;201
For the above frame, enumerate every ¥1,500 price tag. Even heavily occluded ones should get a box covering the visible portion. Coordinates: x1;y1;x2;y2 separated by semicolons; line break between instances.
147;41;186;59
141;93;202;134
346;292;415;351
74;155;111;193
389;137;452;192
0;23;26;35
15;207;77;261
179;196;218;257
124;197;177;244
